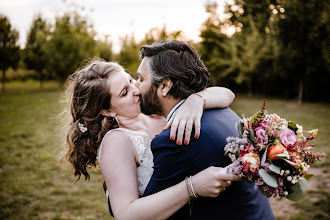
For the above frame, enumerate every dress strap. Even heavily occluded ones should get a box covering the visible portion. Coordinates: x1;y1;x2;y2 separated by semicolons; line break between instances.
97;128;149;167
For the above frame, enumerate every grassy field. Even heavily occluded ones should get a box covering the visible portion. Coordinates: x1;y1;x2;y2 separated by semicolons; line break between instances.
0;81;329;219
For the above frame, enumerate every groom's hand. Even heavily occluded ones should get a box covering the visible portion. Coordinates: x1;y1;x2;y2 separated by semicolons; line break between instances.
192;166;242;198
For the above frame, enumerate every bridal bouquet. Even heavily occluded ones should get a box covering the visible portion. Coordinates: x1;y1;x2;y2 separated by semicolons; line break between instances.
223;101;325;202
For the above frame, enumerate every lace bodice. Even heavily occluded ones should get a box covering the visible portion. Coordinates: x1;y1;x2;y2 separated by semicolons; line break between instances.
97;128;154;196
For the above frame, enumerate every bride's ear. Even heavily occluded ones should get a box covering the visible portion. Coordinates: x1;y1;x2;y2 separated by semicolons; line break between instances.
159;78;173;97
100;109;115;117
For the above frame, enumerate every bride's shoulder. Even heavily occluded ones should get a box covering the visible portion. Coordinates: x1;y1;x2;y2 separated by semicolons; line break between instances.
99;129;136;162
102;129;131;146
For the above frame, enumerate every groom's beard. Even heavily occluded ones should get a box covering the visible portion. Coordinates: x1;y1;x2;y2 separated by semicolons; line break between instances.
140;85;164;116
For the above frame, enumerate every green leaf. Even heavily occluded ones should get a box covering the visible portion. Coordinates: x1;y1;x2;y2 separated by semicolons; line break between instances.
304;174;314;180
286;184;303;202
249;102;267;128
249;110;262;127
288;121;298;132
248;127;255;142
275;153;289;158
283;159;297;166
269;164;281;174
236;122;244;137
261;146;268;165
259;169;278;187
299;177;308;191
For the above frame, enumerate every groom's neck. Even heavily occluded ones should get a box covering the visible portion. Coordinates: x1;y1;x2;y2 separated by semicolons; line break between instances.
162;97;182;118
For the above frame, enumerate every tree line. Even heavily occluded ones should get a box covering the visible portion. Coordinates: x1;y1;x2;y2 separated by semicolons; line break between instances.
0;0;329;103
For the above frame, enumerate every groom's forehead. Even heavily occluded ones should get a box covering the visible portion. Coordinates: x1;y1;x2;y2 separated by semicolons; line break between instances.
137;57;152;78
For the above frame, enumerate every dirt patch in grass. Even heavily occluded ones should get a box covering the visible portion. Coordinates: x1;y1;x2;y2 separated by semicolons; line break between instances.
269;166;330;220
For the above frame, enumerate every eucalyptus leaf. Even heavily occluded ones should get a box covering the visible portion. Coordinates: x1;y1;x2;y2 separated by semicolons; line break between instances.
275;153;288;158
261;146;268;165
283;159;297;166
304;174;314;180
259;169;278;187
299;178;308;191
286;184;303;202
236;122;243;137
248;128;255;142
269;164;281;174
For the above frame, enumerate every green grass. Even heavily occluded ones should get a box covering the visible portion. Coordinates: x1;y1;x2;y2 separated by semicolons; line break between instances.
0;82;329;219
0;81;113;219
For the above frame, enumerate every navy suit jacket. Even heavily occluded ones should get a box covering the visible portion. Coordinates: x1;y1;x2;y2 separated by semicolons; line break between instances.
143;108;275;220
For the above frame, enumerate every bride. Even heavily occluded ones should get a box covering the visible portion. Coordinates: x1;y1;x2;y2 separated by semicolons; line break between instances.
65;60;240;219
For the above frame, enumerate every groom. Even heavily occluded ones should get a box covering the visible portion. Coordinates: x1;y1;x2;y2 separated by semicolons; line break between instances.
136;40;275;219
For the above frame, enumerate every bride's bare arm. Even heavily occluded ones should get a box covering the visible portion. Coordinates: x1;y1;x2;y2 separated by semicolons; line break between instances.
100;131;239;220
165;86;235;145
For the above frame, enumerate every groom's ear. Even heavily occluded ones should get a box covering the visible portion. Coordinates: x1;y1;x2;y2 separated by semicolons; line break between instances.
100;109;115;117
159;78;173;97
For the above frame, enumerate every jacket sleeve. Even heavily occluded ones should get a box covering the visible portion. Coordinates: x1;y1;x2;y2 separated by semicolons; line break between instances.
143;131;194;196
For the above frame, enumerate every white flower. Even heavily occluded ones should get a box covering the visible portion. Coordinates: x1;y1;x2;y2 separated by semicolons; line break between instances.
285;170;290;175
287;176;292;181
284;191;288;196
279;125;287;130
296;124;303;134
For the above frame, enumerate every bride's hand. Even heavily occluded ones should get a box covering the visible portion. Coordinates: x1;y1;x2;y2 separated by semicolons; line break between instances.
164;94;204;145
191;166;242;198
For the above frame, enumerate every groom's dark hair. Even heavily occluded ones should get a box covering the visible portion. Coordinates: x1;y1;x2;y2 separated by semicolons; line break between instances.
140;40;210;99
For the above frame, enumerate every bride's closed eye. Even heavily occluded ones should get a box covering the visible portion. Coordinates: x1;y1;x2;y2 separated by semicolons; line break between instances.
122;88;128;96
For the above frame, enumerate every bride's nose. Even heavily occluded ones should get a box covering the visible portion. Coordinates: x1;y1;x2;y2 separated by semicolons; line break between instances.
132;84;140;96
135;80;140;89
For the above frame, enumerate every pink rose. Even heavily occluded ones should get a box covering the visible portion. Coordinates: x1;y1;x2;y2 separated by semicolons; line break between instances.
255;126;268;144
280;128;296;146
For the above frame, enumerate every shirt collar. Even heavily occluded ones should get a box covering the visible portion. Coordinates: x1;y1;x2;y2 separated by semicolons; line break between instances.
166;99;186;123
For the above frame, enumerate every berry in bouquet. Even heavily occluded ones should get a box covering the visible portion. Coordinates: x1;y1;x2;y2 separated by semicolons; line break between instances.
222;101;325;202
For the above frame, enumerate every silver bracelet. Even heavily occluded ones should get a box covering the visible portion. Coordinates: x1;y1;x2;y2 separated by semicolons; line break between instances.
189;176;198;198
185;177;193;199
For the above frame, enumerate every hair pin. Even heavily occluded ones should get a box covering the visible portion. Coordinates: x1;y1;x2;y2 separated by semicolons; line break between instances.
78;122;88;133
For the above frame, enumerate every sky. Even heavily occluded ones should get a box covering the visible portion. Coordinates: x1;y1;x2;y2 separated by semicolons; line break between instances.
0;0;228;52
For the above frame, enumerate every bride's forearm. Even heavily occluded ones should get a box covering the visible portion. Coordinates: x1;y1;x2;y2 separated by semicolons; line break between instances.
195;86;235;109
115;181;190;220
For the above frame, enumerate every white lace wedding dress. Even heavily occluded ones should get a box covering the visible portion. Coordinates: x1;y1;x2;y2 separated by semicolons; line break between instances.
97;128;154;196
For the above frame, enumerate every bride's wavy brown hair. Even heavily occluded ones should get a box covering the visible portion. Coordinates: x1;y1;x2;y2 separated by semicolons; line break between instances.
65;59;123;180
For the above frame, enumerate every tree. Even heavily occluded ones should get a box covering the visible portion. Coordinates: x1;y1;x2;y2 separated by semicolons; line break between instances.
96;35;112;61
115;33;141;77
276;0;329;104
23;14;48;88
206;21;271;96
143;24;184;45
223;0;279;34
115;24;185;76
43;12;97;84
0;14;20;92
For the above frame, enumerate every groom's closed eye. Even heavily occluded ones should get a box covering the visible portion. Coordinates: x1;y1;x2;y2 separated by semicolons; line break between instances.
136;73;143;81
